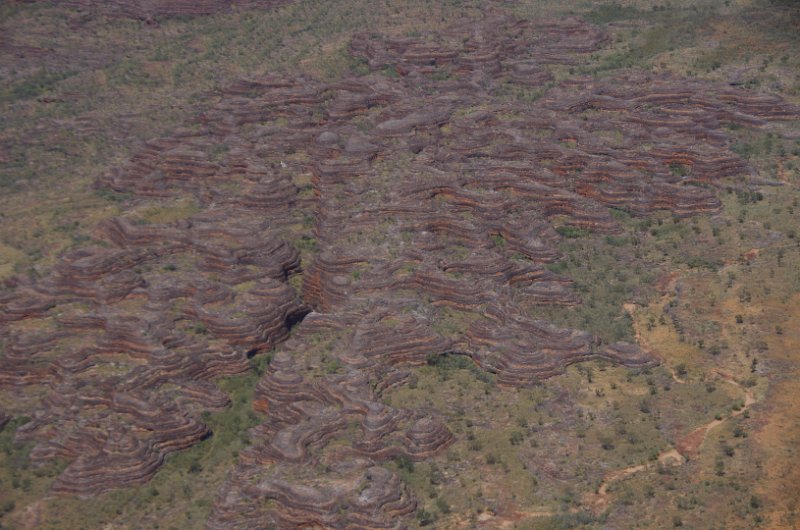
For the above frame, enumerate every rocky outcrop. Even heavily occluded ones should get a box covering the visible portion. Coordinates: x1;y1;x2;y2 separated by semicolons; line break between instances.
0;160;307;495
198;14;797;519
14;0;296;21
207;461;415;530
349;16;609;74
2;8;798;527
599;341;660;371
467;312;595;384
210;313;452;529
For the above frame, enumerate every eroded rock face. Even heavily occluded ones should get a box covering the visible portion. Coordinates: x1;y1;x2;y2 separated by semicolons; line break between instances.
0;196;308;495
208;316;449;529
1;10;798;525
209;460;416;530
13;0;295;20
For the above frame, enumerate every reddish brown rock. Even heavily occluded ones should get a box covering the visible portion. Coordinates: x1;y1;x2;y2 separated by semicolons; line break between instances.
2;10;799;528
207;461;415;530
15;0;296;21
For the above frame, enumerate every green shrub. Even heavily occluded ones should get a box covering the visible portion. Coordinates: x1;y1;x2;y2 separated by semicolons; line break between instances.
556;226;589;238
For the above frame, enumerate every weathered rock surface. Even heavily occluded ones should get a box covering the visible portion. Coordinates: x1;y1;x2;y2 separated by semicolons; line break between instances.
14;0;295;21
0;187;308;495
1;9;798;527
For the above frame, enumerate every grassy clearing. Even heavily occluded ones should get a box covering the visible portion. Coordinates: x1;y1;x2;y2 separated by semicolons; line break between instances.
381;357;740;528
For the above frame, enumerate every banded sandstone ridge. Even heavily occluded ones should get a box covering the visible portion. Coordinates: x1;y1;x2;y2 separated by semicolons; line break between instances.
13;0;296;21
1;7;799;529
